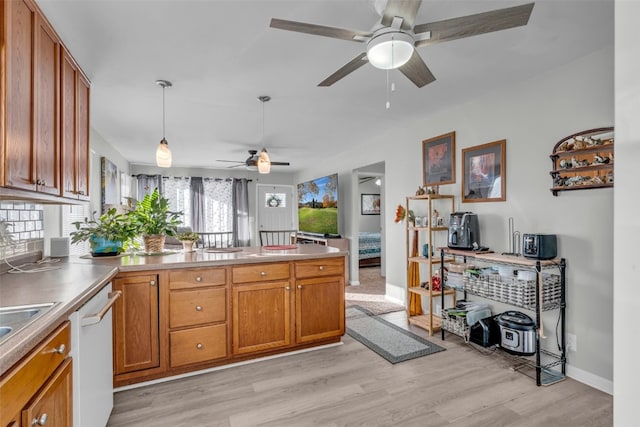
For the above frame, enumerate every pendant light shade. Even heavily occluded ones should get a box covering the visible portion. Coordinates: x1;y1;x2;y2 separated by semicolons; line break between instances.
257;148;271;174
155;80;173;168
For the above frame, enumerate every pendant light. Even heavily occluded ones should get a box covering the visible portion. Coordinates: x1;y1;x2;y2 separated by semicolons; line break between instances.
257;95;271;174
155;80;172;168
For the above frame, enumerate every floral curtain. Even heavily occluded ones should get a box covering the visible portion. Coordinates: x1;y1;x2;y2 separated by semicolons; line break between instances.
202;179;233;233
162;176;191;227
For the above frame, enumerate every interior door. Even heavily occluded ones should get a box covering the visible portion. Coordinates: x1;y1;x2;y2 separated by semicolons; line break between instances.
257;184;295;233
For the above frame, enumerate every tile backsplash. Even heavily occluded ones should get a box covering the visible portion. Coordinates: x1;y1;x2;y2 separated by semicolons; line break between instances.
0;201;45;259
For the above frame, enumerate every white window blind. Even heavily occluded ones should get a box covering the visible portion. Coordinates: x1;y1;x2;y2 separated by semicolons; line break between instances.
62;204;91;256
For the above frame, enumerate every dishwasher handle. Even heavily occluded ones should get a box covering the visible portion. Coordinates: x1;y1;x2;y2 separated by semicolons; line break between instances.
80;290;122;326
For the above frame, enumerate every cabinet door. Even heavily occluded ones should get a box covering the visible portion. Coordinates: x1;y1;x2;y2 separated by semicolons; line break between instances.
4;0;37;190
113;274;160;374
33;13;60;196
60;48;77;199
296;276;345;343
75;73;90;200
232;281;292;355
21;358;72;427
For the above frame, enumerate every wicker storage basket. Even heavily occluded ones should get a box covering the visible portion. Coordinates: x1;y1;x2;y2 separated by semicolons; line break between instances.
143;234;166;254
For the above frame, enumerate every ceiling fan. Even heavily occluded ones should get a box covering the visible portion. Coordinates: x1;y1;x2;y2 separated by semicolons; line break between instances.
217;149;291;170
270;0;534;87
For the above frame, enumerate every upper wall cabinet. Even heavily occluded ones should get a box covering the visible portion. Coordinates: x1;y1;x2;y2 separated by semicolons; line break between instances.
1;0;90;202
61;48;90;200
549;127;614;196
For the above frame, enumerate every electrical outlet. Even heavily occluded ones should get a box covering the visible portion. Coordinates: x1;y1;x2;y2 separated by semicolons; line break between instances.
567;333;577;352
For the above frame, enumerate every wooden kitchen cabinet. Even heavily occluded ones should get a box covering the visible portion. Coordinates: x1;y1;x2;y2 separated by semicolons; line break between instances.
113;273;160;375
168;267;229;368
1;0;60;195
21;358;72;427
295;276;345;343
60;47;90;201
232;280;293;355
1;0;89;201
0;322;71;427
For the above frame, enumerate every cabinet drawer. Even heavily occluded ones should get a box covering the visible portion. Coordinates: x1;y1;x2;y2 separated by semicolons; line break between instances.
170;324;227;367
295;258;344;279
232;263;290;284
169;288;227;328
169;268;226;290
0;322;70;427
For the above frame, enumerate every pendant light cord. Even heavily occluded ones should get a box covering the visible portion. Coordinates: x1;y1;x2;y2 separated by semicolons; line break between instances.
162;85;166;139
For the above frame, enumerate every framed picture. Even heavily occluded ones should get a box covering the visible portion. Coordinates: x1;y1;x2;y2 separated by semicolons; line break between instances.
422;131;456;187
101;157;120;213
462;139;506;203
361;194;381;215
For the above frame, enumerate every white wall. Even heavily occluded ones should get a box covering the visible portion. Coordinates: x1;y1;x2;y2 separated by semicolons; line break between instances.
296;46;614;389
614;1;639;423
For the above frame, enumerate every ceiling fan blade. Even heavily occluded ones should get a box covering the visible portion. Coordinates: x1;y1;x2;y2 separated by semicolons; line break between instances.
414;3;534;47
270;18;371;42
270;161;290;166
318;52;369;87
217;160;244;164
381;0;422;30
398;51;436;88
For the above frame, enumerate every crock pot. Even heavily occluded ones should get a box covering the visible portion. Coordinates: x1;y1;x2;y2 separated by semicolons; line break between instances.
495;311;536;356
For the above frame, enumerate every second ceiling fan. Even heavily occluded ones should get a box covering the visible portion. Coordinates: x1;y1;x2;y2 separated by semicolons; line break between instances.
270;0;534;88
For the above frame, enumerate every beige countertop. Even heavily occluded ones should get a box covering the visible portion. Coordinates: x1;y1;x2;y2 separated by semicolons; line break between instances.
0;244;346;375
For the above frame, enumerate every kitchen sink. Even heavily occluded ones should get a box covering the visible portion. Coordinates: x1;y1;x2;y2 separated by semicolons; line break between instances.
0;302;57;343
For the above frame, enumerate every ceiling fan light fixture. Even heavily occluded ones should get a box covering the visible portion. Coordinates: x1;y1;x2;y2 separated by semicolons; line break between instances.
257;148;271;174
155;79;173;168
367;32;414;70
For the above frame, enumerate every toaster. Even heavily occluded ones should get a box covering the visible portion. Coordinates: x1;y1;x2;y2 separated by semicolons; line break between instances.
522;234;557;260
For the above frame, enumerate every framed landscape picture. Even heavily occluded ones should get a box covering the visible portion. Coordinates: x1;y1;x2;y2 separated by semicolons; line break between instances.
101;157;120;213
361;194;381;215
462;139;506;203
423;131;456;187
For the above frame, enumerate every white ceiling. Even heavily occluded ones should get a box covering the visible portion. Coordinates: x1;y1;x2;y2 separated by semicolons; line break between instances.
36;0;613;173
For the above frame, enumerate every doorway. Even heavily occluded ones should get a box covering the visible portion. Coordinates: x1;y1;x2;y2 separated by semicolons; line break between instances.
256;184;296;243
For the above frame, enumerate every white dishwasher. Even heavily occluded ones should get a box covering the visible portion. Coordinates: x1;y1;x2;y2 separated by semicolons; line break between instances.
70;282;121;427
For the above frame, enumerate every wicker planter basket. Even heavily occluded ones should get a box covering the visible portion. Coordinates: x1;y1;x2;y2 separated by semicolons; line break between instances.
143;234;166;254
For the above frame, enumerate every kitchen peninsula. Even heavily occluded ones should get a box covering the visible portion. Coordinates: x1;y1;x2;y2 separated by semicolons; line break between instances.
0;244;346;395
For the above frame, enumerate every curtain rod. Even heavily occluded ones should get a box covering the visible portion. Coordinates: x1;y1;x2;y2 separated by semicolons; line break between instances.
130;175;252;182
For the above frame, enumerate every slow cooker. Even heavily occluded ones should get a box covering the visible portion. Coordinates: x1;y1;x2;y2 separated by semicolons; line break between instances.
495;311;536;356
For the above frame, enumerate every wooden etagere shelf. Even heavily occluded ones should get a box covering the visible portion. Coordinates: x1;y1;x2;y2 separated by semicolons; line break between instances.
405;194;455;336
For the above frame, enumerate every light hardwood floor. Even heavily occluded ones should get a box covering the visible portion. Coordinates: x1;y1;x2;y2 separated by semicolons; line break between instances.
107;311;612;427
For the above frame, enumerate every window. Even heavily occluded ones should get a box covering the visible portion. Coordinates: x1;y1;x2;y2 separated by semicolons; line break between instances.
163;177;191;227
62;204;90;256
203;179;233;232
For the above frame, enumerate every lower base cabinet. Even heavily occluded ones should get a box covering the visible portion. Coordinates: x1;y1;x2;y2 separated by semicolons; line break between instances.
232;280;292;355
0;322;72;427
113;256;346;387
21;358;72;427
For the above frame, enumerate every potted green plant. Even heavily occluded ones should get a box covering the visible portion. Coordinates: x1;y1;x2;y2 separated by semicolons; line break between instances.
70;208;138;256
176;231;200;252
131;188;183;254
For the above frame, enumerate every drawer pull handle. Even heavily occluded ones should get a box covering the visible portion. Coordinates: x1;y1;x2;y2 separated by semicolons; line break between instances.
149;280;156;286
297;285;302;289
196;276;202;282
196;305;203;311
81;290;122;326
285;286;290;291
319;266;324;271
260;271;267;276
32;413;48;425
51;344;66;355
196;343;203;350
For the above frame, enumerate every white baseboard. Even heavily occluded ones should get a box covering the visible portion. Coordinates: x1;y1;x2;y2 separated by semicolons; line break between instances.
349;280;360;286
384;294;405;306
566;363;613;395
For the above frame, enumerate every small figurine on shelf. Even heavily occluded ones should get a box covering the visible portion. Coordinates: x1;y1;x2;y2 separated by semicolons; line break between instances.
432;209;439;227
431;271;442;291
416;186;426;196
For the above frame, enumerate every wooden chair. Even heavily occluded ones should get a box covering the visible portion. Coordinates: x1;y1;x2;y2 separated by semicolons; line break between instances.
259;230;297;246
196;231;234;248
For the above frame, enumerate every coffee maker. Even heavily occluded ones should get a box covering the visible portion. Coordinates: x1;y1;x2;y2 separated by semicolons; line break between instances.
448;212;480;250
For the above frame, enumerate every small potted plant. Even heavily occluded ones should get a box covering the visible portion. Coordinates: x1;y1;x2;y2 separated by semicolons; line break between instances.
176;231;200;252
130;188;183;254
70;208;138;256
